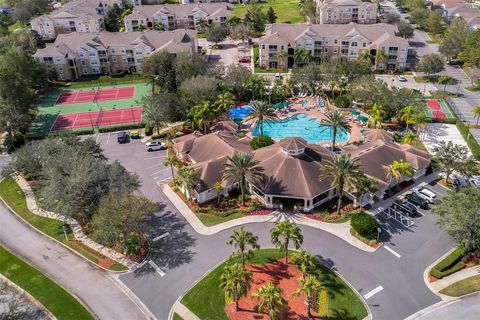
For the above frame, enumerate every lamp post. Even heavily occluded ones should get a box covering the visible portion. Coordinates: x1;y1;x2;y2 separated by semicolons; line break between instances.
88;109;94;130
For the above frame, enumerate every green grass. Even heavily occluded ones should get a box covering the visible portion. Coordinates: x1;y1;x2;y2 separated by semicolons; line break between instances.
173;313;184;320
440;275;480;297
182;249;367;320
0;246;94;320
233;0;304;24
255;68;288;74
196;212;245;226
465;86;480;92
0;178;127;271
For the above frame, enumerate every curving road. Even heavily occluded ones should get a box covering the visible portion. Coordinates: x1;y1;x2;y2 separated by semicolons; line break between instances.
0;201;150;320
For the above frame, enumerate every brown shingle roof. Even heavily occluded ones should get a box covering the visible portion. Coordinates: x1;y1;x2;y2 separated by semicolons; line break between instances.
364;129;394;142
278;137;308;151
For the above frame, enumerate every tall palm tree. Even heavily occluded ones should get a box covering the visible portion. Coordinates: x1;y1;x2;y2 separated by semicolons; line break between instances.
223;152;264;205
352;176;378;208
270;221;303;264
227;227;260;268
293;48;311;66
252;282;285;319
383;160;414;192
292;275;323;318
196;17;209;33
327;79;338;99
215;181;224;205
472;104;480;126
224;15;241;29
163;154;177;184
357;50;374;66
245;75;266;101
215;91;235;116
193;101;216;134
319;154;366;214
277;49;287;69
438;75;454;97
375;48;388;70
291;248;316;279
323;110;352;150
177;167;199;199
220;263;253;312
246;100;278;136
399;106;418;131
367;103;386;129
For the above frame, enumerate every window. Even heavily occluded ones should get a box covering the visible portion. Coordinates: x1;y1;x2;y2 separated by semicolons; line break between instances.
111;48;116;54
314;41;322;46
81;60;86;66
334;39;338;44
58;65;64;71
324;47;329;53
136;49;142;54
43;57;53;64
79;52;85;58
136;58;143;63
92;67;100;74
112;56;117;62
351;42;357;47
88;51;96;57
90;60;98;65
362;42;366;47
83;68;88;74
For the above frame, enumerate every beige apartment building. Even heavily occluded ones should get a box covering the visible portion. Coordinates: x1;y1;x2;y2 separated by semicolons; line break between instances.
30;0;120;40
317;0;378;24
258;23;411;71
33;30;198;81
124;3;232;31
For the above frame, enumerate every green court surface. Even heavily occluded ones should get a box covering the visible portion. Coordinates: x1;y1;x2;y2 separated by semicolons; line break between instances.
30;83;151;135
424;99;455;120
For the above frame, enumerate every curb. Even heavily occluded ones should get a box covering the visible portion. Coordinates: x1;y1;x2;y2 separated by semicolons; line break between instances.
422;247;458;300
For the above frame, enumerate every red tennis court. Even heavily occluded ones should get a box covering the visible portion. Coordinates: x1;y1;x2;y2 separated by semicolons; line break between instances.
51;107;142;131
427;100;441;110
55;87;135;105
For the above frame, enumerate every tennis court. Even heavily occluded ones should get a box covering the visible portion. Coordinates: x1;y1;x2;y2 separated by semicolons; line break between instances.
51;107;142;131
425;99;455;120
55;87;135;105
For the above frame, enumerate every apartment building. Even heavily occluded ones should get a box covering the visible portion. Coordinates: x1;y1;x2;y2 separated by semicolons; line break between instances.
180;0;238;4
124;3;232;31
30;0;120;40
432;0;480;28
258;23;411;71
317;0;377;24
33;29;198;81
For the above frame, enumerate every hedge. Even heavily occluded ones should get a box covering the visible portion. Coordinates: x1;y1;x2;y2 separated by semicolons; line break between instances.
431;247;465;279
456;120;480;159
350;212;379;240
250;135;274;149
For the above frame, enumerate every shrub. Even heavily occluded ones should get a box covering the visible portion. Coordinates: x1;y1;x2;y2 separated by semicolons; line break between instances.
144;123;153;136
431;261;465;279
3;132;25;152
430;247;466;278
250;135;274;150
456;120;480;159
334;96;351;108
350;212;379;240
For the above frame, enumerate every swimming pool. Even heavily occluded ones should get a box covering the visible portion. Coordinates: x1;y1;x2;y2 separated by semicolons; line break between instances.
229;106;253;120
252;113;348;144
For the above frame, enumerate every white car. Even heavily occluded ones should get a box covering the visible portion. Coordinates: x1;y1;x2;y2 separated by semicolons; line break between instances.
145;141;166;152
397;75;407;82
413;187;436;203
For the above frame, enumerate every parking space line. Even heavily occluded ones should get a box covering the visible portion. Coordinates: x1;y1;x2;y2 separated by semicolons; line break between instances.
150;168;170;176
384;245;401;258
152;232;170;242
144;155;166;161
106;133;110;144
364;286;383;300
146;163;164;170
148;260;165;277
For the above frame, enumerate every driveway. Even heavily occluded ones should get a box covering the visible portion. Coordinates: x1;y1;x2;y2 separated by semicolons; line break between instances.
95;136;455;320
199;38;247;68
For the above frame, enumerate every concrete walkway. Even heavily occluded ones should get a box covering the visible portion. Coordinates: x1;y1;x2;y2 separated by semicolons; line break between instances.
161;184;375;252
173;302;200;320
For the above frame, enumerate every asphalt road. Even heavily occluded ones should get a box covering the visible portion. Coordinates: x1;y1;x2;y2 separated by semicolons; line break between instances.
414;293;480;320
96;135;456;320
0;200;149;320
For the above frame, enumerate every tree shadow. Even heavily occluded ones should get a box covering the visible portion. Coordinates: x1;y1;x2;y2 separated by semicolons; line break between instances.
327;308;358;320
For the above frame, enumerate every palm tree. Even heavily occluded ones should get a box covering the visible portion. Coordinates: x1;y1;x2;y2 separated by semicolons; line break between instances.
375;48;388;69
472;104;480;126
220;263;253;312
352;176;378;208
291;248;316;278
223;152;264;205
153;22;164;31
215;181;224;205
383;160;414;192
277;49;287;69
438;75;454;97
293;48;311;66
177;167;199;199
270;221;303;264
163;154;177;184
357;50;374;66
225;15;241;29
323;110;352;150
245;75;266;101
399;106;418;131
253;282;285;319
292;275;323;318
193;101;216;134
215;91;235;116
367;103;386;129
402;131;419;146
319;154;366;214
196;17;209;33
327;80;338;99
227;227;260;268
246;100;278;136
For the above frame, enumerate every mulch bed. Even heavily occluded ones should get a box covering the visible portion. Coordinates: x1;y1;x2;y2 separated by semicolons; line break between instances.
225;260;321;320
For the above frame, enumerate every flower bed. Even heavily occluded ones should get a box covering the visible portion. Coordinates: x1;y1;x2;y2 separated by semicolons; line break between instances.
244;209;274;216
350;229;382;249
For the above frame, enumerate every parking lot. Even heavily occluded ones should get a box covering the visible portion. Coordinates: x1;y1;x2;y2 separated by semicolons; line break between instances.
376;75;437;93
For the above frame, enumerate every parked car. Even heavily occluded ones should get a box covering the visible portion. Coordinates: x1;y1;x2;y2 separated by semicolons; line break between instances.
130;130;140;139
117;131;128;144
145;141;166;152
414;188;436;203
275;73;283;80
238;56;251;63
469;178;480;186
405;193;430;209
454;177;470;191
397;75;407;82
392;199;417;217
447;59;462;65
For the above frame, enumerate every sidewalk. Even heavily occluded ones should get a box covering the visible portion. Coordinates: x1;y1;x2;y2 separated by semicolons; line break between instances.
173;302;199;320
161;184;375;253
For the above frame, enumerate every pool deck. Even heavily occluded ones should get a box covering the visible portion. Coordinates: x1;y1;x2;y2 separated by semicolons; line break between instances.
243;97;364;146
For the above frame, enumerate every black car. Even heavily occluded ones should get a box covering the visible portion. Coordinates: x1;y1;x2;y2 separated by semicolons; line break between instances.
454;177;470;191
405;193;430;210
392;199;417;217
117;131;128;144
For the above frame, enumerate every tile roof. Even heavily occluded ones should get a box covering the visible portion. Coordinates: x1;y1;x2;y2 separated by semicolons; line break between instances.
124;3;232;20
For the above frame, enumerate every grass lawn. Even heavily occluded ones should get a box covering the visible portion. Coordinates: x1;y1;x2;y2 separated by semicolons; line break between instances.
440;275;480;297
173;313;184;320
0;246;94;320
233;0;304;24
0;178;127;272
182;249;367;320
465;86;480;92
196;212;245;227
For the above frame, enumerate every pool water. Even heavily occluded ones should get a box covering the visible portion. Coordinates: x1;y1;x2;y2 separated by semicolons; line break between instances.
252;113;348;144
229;106;253;120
